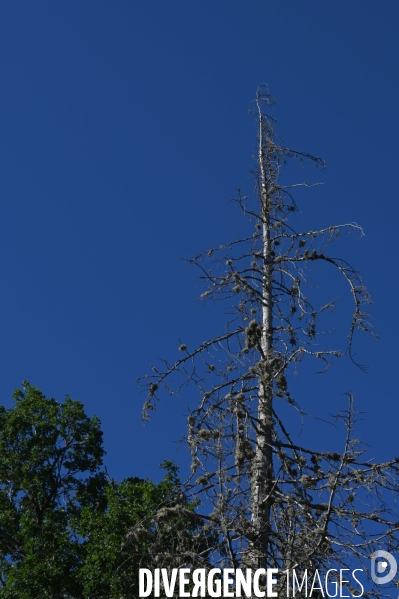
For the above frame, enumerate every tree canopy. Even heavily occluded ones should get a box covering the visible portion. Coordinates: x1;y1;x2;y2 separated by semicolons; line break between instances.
0;382;206;598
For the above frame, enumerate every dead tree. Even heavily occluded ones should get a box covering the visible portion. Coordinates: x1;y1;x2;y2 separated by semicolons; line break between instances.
141;86;399;597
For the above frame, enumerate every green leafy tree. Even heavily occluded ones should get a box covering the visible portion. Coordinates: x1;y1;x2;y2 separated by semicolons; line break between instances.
0;383;210;598
80;461;211;598
0;382;106;598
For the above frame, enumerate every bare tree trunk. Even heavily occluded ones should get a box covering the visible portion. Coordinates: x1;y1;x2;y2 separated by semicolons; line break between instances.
250;107;274;568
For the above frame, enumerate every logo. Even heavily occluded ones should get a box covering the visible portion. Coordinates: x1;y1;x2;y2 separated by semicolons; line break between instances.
371;550;397;585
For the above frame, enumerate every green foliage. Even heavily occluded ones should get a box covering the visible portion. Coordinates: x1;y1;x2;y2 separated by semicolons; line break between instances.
0;382;106;598
0;383;207;598
79;461;204;598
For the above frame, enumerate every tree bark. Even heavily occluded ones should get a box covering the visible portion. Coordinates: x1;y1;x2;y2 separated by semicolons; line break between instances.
250;108;274;569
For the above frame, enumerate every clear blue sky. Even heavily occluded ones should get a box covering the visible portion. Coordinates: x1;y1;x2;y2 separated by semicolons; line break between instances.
1;1;398;481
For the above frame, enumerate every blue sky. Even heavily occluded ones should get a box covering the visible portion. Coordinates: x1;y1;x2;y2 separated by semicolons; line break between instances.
0;1;398;482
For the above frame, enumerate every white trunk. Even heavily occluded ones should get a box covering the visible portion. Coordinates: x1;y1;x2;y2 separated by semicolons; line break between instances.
250;112;274;568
